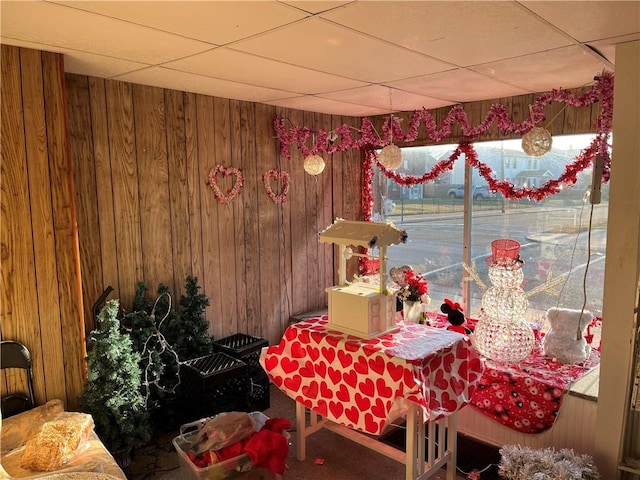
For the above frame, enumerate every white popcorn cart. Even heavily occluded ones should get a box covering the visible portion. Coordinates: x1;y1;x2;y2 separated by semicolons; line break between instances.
319;219;407;339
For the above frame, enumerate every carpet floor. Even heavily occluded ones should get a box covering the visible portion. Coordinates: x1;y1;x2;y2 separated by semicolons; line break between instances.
126;384;502;480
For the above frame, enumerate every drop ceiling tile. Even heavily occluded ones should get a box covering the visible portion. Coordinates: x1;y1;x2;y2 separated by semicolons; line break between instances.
266;95;389;116
0;36;149;78
282;1;352;15
63;51;149;79
388;69;531;104
51;0;310;45
319;85;453;111
114;66;296;102
521;1;640;43
470;45;611;92
232;17;453;83
164;48;369;94
1;1;212;64
588;33;640;64
0;36;65;54
320;1;573;66
2;0;638;117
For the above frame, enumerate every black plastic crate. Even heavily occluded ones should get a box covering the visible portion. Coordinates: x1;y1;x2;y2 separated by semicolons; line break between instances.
213;333;268;373
179;352;249;422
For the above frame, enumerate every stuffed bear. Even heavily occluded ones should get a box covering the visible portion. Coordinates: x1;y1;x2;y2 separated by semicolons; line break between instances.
440;299;473;335
543;307;593;364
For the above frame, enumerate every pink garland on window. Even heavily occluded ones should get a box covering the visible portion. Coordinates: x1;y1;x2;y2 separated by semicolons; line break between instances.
274;71;614;205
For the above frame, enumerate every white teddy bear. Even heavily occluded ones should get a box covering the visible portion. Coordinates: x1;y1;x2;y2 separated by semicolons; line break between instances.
542;307;593;364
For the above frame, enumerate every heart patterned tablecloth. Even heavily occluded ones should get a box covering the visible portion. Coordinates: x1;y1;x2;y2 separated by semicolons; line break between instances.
260;315;484;435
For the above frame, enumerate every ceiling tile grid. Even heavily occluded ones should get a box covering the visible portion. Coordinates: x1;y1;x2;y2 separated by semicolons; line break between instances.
1;0;637;116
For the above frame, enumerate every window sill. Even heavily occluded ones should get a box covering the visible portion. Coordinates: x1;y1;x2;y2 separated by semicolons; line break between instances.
568;365;599;402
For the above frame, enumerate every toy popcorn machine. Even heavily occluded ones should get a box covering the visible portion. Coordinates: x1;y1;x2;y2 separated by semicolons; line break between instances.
319;219;407;339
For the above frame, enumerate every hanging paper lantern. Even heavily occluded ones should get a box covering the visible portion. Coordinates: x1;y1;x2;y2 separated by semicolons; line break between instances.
379;144;403;169
303;154;325;175
521;127;553;157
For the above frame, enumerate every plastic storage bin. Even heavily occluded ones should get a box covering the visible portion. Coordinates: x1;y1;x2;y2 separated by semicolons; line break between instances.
179;352;250;422
212;333;268;373
172;411;282;480
212;334;271;411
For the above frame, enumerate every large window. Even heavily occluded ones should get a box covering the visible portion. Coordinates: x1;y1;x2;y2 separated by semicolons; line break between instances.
374;135;608;325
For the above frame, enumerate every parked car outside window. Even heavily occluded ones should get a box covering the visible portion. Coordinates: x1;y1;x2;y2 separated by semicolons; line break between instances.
447;185;496;200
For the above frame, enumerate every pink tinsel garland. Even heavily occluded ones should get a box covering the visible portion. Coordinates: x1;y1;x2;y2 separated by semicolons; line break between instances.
274;71;614;208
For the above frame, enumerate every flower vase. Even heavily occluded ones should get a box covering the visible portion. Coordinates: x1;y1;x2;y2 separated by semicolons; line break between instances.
403;300;422;323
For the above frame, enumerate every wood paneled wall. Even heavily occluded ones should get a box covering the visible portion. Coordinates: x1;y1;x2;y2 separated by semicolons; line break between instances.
1;46;363;408
66;74;368;350
65;75;364;351
1;43;601;410
1;45;85;409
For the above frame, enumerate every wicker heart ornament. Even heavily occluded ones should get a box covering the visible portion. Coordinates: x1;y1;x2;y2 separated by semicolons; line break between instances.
262;168;290;204
208;165;245;204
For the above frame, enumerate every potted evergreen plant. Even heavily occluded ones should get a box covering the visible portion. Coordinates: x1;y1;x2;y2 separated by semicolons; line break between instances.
79;299;151;468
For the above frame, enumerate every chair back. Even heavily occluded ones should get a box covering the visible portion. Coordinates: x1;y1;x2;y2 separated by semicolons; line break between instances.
1;340;36;417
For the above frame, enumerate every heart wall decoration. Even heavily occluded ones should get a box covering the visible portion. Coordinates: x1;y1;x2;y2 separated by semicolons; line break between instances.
208;164;245;204
262;168;290;204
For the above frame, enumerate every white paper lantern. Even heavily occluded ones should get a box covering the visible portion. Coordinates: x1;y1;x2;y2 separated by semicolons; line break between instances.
521;127;552;157
379;144;403;170
303;154;325;175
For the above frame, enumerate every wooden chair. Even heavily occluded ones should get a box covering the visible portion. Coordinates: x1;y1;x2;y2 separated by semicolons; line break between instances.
1;340;36;418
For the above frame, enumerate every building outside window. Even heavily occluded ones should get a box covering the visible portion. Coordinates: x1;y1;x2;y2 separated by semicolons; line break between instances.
373;134;607;326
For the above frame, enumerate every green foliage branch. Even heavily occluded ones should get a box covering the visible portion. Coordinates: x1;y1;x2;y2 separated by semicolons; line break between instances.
79;299;151;453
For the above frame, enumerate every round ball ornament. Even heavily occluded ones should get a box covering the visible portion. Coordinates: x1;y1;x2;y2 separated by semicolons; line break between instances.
303;154;325;176
521;127;552;157
379;144;403;170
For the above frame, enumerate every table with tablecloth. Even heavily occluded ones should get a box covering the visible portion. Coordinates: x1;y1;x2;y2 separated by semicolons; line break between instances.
260;315;485;480
428;314;602;434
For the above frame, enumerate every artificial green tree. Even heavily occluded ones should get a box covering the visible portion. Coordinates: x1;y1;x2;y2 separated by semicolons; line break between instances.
79;299;151;456
165;275;213;361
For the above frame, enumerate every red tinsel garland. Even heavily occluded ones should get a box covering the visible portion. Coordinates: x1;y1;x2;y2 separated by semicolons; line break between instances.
359;150;376;275
274;71;614;206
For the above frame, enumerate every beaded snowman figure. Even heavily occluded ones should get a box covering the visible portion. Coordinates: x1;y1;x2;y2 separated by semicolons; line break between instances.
473;239;536;364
